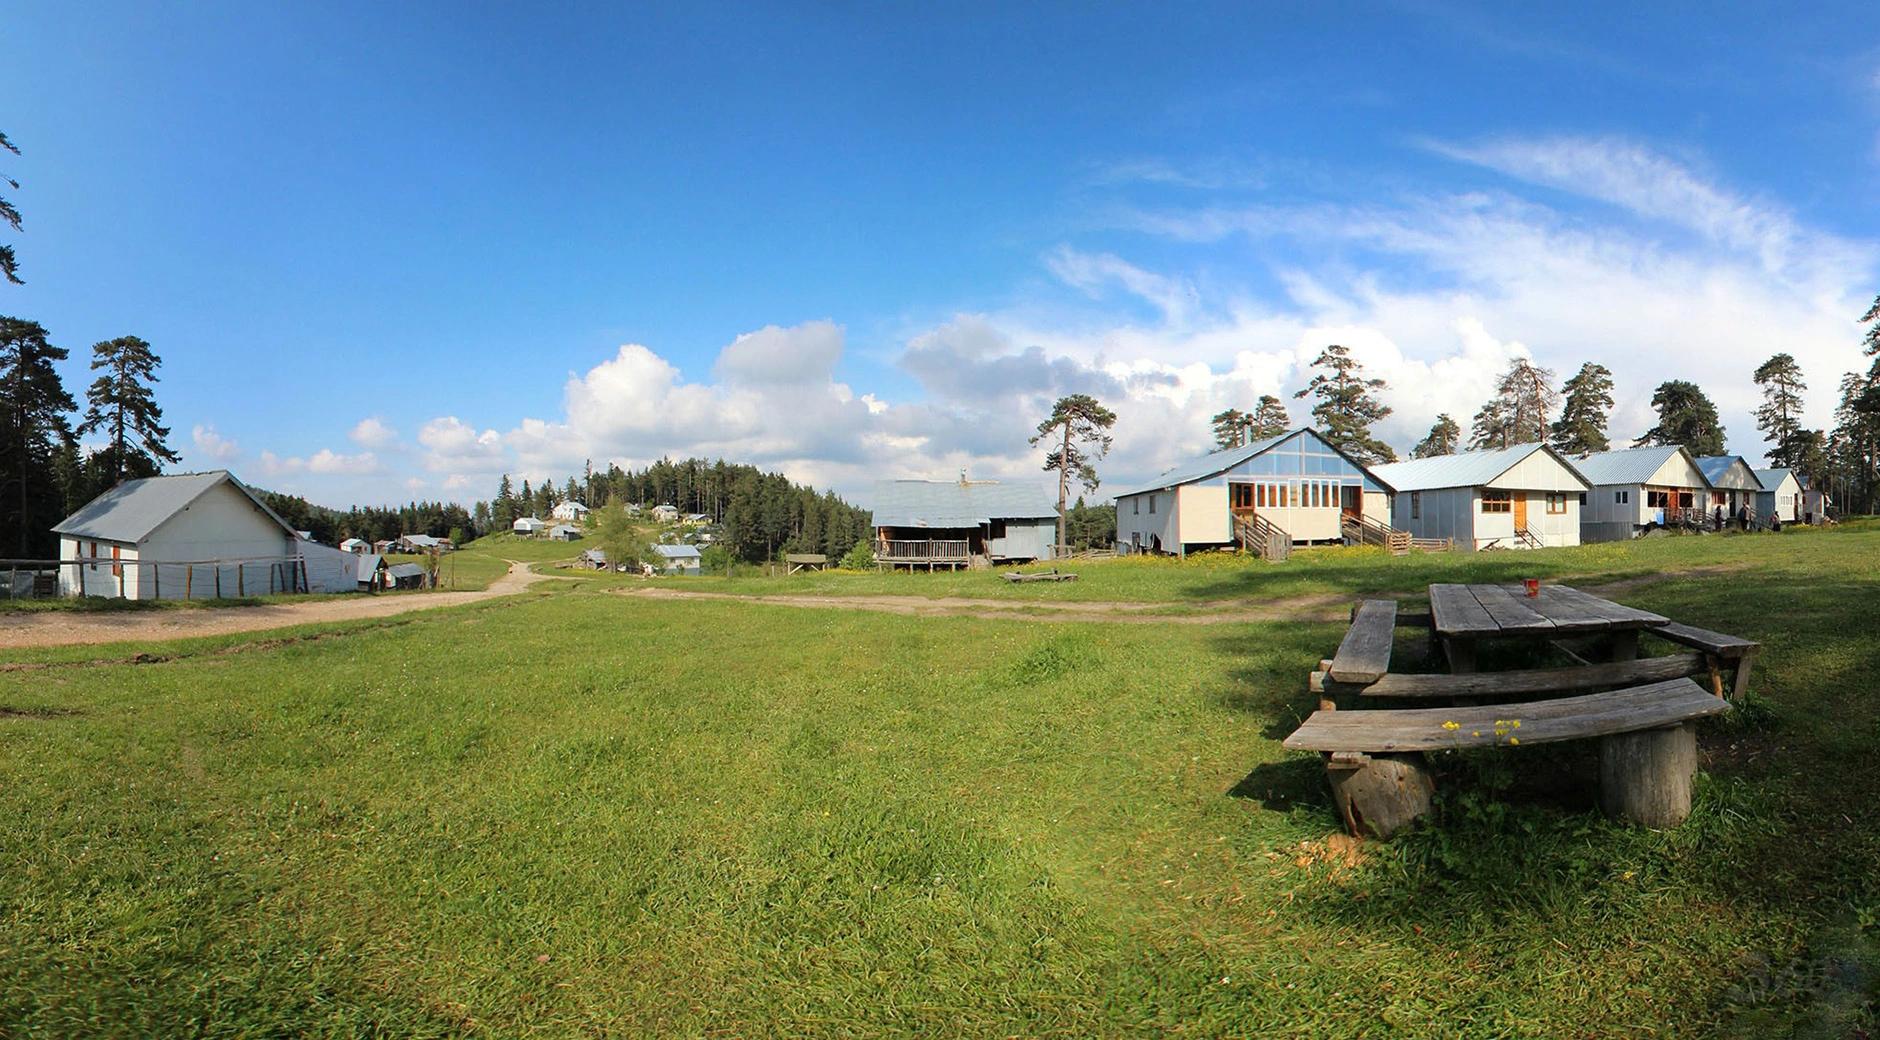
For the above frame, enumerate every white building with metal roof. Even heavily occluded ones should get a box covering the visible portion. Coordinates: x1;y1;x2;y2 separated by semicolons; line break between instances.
869;479;1057;568
1694;456;1765;520
652;543;702;575
1112;429;1393;556
1572;445;1715;542
1369;444;1591;551
51;470;346;599
1754;467;1803;524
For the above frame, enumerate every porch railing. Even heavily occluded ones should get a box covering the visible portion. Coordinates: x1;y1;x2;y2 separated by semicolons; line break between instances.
876;539;971;561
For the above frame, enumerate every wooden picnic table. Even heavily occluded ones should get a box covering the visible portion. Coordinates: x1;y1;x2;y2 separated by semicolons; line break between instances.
1429;583;1668;673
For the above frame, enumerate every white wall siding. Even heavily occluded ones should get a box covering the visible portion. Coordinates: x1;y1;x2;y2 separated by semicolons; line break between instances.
1117;491;1179;553
1179;485;1231;545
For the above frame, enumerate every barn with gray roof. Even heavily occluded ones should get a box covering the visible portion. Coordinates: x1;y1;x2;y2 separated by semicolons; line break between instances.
869;479;1056;569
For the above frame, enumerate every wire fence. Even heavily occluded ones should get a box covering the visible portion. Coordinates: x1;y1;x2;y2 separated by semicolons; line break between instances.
0;556;317;602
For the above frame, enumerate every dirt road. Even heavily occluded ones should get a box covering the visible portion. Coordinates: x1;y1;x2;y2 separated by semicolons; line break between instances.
0;562;549;650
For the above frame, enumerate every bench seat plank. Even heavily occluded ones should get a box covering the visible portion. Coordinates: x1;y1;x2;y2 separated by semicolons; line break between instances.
1652;621;1758;656
1283;678;1727;752
1328;599;1396;684
1311;652;1709;699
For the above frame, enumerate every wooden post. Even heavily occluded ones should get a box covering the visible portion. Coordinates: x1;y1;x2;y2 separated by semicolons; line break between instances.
238;564;244;597
1443;636;1476;673
1731;650;1759;701
1598;724;1697;827
186;565;193;600
1704;655;1725;698
1327;752;1434;839
215;567;221;598
153;564;160;600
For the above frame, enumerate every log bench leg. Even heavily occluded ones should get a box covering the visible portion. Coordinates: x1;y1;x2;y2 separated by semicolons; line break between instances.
1609;629;1640;663
1328;751;1434;839
1598;724;1696;828
1730;649;1759;701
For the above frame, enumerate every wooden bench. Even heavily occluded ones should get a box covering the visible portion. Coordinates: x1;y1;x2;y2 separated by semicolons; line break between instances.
785;554;828;574
1003;569;1077;583
1284;678;1730;838
1651;622;1760;699
1327;599;1396;684
1311;652;1709;701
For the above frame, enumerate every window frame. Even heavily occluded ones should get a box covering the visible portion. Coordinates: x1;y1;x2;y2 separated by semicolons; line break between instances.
1410;491;1421;520
1481;489;1513;514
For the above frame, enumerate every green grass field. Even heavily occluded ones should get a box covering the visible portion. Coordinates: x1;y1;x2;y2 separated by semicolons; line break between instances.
2;527;1876;1036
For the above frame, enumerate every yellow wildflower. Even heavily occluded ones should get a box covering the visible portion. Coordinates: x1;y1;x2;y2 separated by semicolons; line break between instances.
1442;720;1460;731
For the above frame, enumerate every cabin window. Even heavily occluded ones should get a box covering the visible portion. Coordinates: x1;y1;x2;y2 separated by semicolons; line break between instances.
1481;489;1513;513
1410;492;1421;520
1712;491;1727;506
1132;498;1138;515
111;545;121;578
1578;492;1587;506
1646;490;1667;508
1230;484;1253;509
1255;484;1265;508
1678;491;1694;508
1546;493;1568;514
89;540;98;557
1147;495;1155;514
1615;490;1629;504
1290;483;1300;507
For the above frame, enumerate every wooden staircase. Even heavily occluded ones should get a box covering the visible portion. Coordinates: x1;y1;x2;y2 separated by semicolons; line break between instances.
1234;512;1292;562
1513;527;1543;549
1341;513;1413;555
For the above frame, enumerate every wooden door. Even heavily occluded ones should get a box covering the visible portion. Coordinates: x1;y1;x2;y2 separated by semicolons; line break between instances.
1229;482;1256;517
1512;493;1528;531
1340;485;1361;520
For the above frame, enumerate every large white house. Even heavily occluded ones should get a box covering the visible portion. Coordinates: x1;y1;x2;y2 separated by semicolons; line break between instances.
1573;445;1714;542
52;470;355;599
1369;444;1591;551
1113;429;1393;555
550;500;590;523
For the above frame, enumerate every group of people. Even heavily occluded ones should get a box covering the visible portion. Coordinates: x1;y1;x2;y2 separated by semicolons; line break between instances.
1711;503;1781;532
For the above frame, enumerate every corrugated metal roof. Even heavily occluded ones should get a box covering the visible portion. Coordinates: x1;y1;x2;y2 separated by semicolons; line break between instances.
355;553;383;581
1569;445;1703;487
653;544;700;559
51;470;296;543
386;563;426;580
1110;432;1292;499
1754;467;1797;489
869;480;1056;529
548;524;579;537
1694;455;1765;489
1367;444;1590;492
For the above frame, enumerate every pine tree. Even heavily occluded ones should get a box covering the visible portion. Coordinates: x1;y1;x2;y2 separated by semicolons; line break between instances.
1250;395;1291;439
1;131;21;285
1292;344;1395;463
1863;293;1880;357
1030;394;1117;554
1209;409;1250;450
0;316;75;555
1471;358;1557;450
1635;380;1727;457
1411;414;1460;458
76;335;179;485
1752;353;1808;466
1550;363;1615;454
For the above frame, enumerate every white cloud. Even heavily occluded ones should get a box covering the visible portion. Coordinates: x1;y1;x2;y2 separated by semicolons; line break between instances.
349;417;399;451
192;424;240;462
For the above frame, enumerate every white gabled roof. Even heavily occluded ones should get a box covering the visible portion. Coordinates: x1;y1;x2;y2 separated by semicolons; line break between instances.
1112;428;1395;499
1572;445;1711;488
653;544;701;559
1368;443;1590;493
52;470;297;544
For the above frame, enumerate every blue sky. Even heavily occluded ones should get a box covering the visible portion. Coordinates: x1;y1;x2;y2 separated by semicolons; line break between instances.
8;2;1879;505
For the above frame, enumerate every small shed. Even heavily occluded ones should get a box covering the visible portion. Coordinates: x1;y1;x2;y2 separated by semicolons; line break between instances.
579;548;609;570
356;552;388;591
399;534;451;553
869;478;1056;569
513;517;547;536
1753;468;1803;524
1694;456;1765;519
651;504;680;523
1369;444;1591;551
339;537;370;554
1802;480;1832;523
547;524;581;541
385;562;428;589
652;544;701;575
1573;445;1715;542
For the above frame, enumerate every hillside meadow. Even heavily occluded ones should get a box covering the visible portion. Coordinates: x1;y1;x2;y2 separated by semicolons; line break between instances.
2;525;1877;1036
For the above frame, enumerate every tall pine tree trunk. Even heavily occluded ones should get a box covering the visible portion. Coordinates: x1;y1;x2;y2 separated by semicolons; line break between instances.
1056;422;1070;558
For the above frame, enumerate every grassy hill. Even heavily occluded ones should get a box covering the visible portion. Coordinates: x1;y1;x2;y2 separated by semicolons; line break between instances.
2;526;1875;1035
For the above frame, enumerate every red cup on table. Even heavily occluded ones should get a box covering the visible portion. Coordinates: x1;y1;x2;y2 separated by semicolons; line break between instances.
1522;578;1540;597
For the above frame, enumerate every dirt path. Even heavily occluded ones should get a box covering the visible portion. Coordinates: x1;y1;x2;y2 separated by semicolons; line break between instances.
0;562;551;650
616;586;1359;624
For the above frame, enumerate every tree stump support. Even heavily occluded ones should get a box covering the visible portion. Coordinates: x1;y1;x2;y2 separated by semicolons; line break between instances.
1327;751;1434;839
1598;724;1696;827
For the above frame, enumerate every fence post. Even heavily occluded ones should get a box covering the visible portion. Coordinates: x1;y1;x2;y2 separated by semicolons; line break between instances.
238;564;244;597
154;563;160;600
187;564;193;600
215;567;221;598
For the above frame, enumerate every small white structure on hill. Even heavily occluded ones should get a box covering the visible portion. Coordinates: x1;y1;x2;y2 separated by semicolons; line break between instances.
399;534;451;553
547;524;581;541
1694;456;1764;519
513;516;547;536
652;543;701;575
1573;445;1714;542
51;470;356;599
551;500;589;523
651;504;680;523
1754;468;1803;524
1370;444;1590;551
339;537;370;554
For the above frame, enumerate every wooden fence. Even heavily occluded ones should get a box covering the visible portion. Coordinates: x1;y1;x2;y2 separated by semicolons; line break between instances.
0;556;314;601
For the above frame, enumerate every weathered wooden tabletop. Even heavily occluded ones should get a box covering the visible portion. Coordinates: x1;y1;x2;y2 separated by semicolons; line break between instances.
1428;583;1668;639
